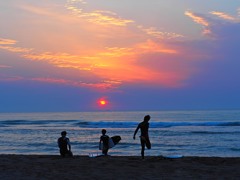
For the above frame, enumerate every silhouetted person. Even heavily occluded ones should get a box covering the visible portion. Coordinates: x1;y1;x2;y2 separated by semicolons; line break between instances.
99;129;109;155
133;115;151;159
58;131;73;157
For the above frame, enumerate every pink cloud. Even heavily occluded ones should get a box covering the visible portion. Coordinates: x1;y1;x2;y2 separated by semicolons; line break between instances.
0;75;24;81
0;65;11;68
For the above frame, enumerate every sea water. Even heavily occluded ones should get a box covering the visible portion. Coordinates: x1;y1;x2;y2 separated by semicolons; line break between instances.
0;110;240;157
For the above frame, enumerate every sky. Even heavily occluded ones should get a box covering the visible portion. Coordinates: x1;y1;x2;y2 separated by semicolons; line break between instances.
0;0;240;112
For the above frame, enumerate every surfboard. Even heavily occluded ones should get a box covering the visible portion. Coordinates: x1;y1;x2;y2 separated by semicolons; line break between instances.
164;155;183;159
89;153;103;158
99;135;121;150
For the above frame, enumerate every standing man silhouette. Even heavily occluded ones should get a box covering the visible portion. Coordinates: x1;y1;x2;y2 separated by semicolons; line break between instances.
99;129;109;156
133;115;151;159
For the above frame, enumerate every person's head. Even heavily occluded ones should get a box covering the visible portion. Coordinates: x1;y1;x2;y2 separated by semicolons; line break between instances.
144;115;151;122
102;129;107;135
61;131;67;137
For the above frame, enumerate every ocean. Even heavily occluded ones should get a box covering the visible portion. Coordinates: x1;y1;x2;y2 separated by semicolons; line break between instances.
1;110;240;157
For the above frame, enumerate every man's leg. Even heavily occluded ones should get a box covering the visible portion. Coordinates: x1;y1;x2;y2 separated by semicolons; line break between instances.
146;138;151;149
102;147;108;155
60;149;66;157
67;150;73;157
140;137;146;159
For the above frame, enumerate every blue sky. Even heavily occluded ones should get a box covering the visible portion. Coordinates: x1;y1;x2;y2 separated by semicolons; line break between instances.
0;0;240;112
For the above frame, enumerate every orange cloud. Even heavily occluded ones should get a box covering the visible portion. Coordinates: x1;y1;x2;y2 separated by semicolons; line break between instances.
0;45;32;53
0;2;195;90
134;40;178;54
79;10;134;26
22;38;180;86
0;38;17;45
24;52;95;71
185;11;211;35
185;11;209;27
65;0;134;26
0;37;33;53
139;26;184;40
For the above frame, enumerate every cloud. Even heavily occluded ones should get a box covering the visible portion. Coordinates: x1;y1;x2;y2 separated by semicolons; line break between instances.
5;2;238;91
185;11;211;35
1;1;240;111
78;10;134;26
0;45;32;53
134;39;178;54
185;11;209;26
0;15;189;90
22;38;183;88
0;75;23;81
66;0;134;26
183;8;240;90
0;37;33;53
138;26;184;40
0;38;17;45
185;9;240;39
0;65;11;68
0;75;120;90
210;11;237;21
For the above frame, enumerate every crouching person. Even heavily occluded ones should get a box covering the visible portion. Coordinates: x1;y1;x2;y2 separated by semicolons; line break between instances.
58;131;73;157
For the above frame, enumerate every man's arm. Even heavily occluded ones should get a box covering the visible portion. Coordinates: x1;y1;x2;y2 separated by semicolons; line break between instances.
99;137;102;150
133;125;140;139
106;136;109;148
57;139;60;148
67;138;71;151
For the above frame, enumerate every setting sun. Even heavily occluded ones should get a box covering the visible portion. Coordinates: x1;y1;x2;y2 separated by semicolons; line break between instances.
96;97;112;110
100;100;106;105
98;98;108;107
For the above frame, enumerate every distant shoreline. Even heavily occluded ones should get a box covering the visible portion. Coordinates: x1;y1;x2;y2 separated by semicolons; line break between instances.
1;155;240;179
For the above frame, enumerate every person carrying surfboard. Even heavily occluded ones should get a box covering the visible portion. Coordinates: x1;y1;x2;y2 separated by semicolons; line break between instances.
58;131;73;157
99;129;109;156
133;115;151;159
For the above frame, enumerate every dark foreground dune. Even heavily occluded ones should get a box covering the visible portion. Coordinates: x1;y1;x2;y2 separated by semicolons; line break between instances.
0;155;240;179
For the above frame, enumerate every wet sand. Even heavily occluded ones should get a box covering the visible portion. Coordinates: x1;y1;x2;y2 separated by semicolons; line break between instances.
0;155;240;179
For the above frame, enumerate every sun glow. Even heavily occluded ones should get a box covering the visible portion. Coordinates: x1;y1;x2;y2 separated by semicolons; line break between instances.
100;100;106;105
98;99;108;107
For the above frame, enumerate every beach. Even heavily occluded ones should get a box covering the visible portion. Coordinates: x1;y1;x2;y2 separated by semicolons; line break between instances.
1;155;240;179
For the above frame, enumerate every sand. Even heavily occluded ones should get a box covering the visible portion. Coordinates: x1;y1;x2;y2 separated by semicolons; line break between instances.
0;155;240;179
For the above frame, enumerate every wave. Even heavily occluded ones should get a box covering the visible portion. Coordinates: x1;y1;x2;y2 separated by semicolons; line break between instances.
230;148;240;152
153;121;240;128
75;121;240;128
1;120;240;128
190;131;240;135
0;120;78;127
